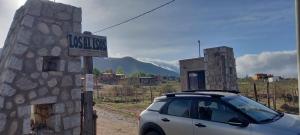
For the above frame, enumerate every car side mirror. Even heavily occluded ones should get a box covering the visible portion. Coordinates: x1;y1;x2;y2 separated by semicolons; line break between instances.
227;118;249;128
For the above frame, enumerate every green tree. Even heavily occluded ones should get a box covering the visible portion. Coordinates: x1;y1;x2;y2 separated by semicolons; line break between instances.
116;66;124;74
93;68;101;77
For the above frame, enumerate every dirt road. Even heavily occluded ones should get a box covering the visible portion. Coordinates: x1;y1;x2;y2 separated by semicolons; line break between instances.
96;107;138;135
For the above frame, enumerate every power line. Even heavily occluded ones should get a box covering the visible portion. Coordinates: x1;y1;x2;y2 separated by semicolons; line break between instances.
93;0;175;34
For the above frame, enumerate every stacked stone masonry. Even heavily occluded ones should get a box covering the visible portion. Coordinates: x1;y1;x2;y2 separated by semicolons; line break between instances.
180;46;238;91
0;0;82;134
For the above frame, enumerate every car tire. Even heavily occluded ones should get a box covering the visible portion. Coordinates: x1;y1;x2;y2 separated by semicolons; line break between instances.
146;131;160;135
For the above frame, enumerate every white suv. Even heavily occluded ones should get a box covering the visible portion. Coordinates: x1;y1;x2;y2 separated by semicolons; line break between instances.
139;90;300;135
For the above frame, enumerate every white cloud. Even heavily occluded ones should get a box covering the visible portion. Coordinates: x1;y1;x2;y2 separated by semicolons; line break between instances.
137;57;179;72
236;50;297;78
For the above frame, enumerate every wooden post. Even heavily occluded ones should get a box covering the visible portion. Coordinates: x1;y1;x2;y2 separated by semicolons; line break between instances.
273;83;277;110
267;82;271;108
254;83;258;102
83;56;95;135
150;86;153;102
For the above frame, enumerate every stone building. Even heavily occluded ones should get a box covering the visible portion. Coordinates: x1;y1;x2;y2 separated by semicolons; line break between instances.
179;46;238;91
0;0;82;134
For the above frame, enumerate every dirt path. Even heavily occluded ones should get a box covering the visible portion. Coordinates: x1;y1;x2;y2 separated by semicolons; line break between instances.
96;107;138;135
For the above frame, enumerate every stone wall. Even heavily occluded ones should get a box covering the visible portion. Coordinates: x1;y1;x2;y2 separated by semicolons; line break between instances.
0;0;82;134
204;47;238;90
179;58;205;91
179;46;238;91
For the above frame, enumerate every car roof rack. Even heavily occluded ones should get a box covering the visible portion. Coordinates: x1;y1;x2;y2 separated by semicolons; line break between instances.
165;92;223;98
182;90;240;94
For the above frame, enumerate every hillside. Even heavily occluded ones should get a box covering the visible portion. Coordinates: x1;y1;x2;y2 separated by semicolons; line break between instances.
93;57;179;76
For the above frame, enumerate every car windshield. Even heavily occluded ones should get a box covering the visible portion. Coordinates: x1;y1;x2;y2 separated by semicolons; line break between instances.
225;96;281;123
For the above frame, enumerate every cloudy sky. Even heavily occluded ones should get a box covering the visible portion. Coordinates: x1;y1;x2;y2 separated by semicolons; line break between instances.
0;0;298;77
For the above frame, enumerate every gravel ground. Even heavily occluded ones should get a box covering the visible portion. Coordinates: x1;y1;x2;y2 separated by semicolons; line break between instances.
96;107;138;135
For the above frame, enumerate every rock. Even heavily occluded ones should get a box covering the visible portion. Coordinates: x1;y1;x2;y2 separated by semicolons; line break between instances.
21;15;34;28
68;61;81;73
30;72;40;79
73;22;81;33
39;79;45;85
16;27;32;45
44;36;56;46
65;101;74;114
46;115;61;132
17;105;31;118
54;103;65;114
25;0;42;16
59;38;68;48
31;96;57;104
42;72;49;79
28;91;37;100
75;74;82;86
61;76;73;87
73;8;82;22
32;33;44;45
36;57;43;71
1;70;16;83
71;89;81;100
51;46;62;56
13;43;28;55
56;12;71;20
37;48;49;56
47;78;58;87
0;113;7;132
5;56;23;71
14;94;25;104
8;121;18;135
5;102;13;110
0;96;4;109
73;127;81;135
37;22;50;34
51;87;60;95
63;114;80;129
15;77;38;90
38;87;49;96
26;51;35;58
9;111;16;118
59;60;66;71
51;24;63;37
60;90;69;101
0;84;16;97
74;101;81;113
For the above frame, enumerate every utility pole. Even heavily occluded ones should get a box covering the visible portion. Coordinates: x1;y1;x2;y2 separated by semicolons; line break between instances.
83;32;95;135
295;0;300;115
198;40;201;57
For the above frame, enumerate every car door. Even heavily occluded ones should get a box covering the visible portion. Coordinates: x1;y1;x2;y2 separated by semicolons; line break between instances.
193;98;252;135
158;98;194;135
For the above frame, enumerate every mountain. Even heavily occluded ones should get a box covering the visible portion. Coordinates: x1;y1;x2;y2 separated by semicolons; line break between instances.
93;57;179;76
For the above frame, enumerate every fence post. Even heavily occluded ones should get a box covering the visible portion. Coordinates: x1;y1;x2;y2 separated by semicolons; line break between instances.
267;82;271;108
273;82;277;110
254;83;258;102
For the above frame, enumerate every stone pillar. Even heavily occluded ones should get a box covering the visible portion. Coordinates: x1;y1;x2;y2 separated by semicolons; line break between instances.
204;46;238;90
0;0;83;134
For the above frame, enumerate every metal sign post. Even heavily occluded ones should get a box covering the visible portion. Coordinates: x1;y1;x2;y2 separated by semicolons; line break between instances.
68;31;107;134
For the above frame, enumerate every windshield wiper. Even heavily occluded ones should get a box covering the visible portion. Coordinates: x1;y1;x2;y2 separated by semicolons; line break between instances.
259;113;284;123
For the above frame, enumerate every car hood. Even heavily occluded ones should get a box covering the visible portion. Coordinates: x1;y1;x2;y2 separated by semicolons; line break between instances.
269;113;300;132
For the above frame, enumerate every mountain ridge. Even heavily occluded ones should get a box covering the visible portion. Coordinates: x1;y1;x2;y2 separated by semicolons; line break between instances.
93;57;179;76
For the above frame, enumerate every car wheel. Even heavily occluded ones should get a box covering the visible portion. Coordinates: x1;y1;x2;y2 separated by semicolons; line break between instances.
146;131;160;135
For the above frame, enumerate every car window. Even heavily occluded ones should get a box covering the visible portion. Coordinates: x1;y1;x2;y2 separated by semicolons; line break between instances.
198;99;240;123
147;101;167;111
166;99;192;118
